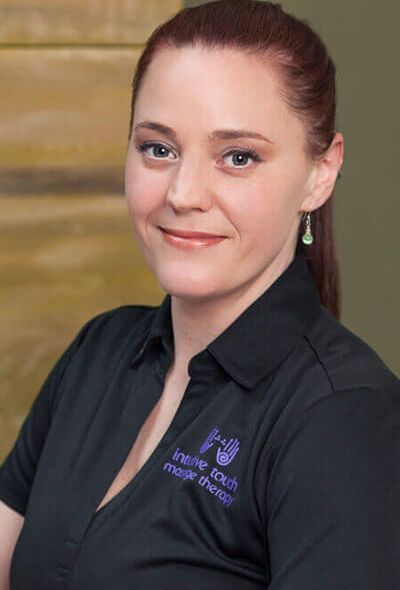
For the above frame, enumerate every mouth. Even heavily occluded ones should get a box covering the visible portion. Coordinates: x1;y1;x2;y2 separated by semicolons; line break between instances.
158;226;225;239
157;226;227;249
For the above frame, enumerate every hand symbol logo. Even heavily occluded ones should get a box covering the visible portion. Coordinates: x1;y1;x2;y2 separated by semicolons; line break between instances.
199;426;219;454
216;437;240;466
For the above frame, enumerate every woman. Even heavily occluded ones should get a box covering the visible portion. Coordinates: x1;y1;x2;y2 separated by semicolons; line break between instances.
1;1;399;588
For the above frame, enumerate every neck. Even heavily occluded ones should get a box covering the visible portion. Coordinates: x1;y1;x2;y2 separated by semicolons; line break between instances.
169;247;295;376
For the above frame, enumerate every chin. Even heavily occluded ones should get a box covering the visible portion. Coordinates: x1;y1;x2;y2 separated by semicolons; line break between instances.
155;266;223;300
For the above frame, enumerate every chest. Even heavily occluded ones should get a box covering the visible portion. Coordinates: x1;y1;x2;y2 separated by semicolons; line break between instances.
95;372;188;513
12;363;273;589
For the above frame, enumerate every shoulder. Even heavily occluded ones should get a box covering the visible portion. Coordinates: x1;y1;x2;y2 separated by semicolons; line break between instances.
289;306;400;439
269;306;400;445
54;302;159;382
81;302;156;331
305;306;399;395
267;311;400;492
44;303;160;415
264;314;400;587
73;302;157;348
71;302;161;359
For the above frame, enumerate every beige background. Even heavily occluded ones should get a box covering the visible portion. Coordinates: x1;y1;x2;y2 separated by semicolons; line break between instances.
0;0;182;459
1;0;398;459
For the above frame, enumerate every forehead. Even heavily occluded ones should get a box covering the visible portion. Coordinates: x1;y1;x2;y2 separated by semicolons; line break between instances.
134;45;305;145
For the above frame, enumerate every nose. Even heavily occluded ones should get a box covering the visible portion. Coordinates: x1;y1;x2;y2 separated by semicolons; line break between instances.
164;156;213;212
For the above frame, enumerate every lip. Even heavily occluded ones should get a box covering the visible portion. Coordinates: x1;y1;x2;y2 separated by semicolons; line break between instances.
158;226;227;249
159;226;225;238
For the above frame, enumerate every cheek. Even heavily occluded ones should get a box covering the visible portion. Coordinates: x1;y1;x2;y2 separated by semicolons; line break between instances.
226;182;285;236
226;176;300;248
125;161;165;220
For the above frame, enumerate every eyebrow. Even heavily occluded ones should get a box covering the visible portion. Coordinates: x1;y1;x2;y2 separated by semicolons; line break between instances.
133;120;275;145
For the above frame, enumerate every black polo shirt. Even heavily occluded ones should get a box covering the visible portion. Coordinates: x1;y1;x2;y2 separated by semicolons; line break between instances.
1;246;399;589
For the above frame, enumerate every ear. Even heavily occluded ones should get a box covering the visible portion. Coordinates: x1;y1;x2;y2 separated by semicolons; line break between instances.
300;132;344;212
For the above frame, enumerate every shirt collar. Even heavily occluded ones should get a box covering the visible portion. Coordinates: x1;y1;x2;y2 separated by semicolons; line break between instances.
130;244;322;390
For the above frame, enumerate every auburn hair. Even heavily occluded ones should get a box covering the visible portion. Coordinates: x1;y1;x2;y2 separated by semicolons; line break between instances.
127;0;341;319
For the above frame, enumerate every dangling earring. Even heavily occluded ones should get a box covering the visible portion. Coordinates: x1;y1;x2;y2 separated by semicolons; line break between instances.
302;210;313;246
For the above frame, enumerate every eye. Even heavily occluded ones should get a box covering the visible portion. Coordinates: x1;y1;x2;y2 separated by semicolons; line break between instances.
135;142;263;168
223;148;262;168
135;142;176;160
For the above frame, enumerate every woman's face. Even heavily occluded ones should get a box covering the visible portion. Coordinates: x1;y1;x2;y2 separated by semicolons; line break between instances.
125;46;335;301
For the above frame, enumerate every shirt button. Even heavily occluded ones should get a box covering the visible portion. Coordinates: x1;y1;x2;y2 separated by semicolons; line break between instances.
55;538;79;582
54;566;71;584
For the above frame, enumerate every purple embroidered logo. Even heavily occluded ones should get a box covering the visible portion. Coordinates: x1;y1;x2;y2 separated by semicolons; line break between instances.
200;426;240;466
162;426;241;508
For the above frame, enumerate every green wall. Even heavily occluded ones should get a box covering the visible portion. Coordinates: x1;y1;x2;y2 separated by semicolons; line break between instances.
185;0;399;376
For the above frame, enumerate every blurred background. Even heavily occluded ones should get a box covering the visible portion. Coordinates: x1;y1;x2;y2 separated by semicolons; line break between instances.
1;0;399;459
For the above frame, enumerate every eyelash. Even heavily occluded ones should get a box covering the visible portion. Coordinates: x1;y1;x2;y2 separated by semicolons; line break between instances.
135;142;262;168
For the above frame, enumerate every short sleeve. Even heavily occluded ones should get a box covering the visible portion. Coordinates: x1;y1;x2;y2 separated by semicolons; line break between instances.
265;386;400;589
0;312;105;516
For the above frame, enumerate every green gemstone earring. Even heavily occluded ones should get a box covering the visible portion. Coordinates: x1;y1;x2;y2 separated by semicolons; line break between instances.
301;211;314;246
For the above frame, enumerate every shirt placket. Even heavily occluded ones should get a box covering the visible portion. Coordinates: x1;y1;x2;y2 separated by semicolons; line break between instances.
53;347;226;586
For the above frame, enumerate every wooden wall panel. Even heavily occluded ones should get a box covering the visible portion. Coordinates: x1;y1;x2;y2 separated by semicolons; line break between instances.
0;1;183;195
0;0;182;45
0;48;140;194
0;1;185;458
